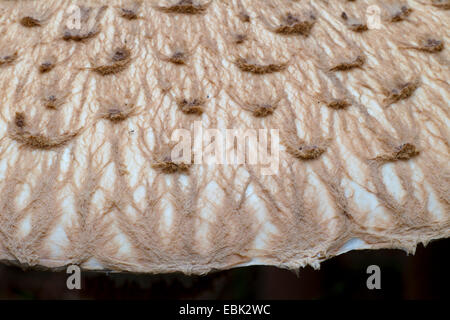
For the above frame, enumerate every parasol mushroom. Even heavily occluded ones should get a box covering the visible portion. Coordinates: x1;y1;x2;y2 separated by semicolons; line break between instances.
0;0;448;274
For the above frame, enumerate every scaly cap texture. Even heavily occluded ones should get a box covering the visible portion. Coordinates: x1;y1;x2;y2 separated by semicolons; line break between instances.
0;0;448;274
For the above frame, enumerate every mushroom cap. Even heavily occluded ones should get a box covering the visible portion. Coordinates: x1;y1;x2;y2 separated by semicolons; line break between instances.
0;0;448;274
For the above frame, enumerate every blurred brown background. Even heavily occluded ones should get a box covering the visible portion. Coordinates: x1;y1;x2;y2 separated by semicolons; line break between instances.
0;238;448;300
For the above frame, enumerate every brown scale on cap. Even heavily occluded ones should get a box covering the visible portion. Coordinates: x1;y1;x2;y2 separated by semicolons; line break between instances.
431;0;450;9
39;58;56;73
238;11;250;22
9;112;80;149
89;47;132;76
391;6;412;22
348;22;368;32
394;143;420;160
384;81;419;105
20;16;41;27
105;109;128;122
102;107;134;122
0;52;18;66
97;97;137;122
341;12;368;32
14;112;26;128
151;155;191;174
417;38;444;52
168;51;187;64
120;8;138;20
9;130;79;149
400;37;444;53
112;47;131;62
42;94;63;110
63;28;100;42
235;58;287;74
372;143;420;162
287;144;326;160
233;34;247;44
325;98;351;110
252;104;277;117
329;55;365;72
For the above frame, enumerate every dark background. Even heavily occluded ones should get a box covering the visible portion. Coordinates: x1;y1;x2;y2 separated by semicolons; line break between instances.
0;238;448;300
